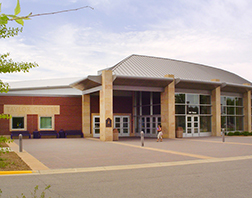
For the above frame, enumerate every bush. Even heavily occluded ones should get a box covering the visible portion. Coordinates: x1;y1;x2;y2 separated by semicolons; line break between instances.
243;132;249;136
249;132;252;136
234;132;241;136
227;132;234;136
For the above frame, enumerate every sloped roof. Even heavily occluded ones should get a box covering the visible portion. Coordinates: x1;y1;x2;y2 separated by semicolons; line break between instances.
1;77;83;96
108;54;251;85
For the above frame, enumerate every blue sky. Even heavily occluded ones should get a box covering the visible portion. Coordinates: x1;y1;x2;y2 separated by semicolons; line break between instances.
1;0;252;82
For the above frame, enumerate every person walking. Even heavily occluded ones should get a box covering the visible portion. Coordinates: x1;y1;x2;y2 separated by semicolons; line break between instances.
157;124;163;142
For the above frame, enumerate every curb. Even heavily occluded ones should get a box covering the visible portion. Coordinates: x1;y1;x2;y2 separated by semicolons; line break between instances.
0;170;33;175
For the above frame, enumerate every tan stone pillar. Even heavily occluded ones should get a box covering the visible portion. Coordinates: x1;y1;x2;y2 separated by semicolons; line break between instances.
211;86;221;136
82;94;91;137
161;80;175;138
100;70;113;141
243;90;251;132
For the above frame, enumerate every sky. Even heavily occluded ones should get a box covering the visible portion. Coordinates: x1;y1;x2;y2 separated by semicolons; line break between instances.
0;0;252;83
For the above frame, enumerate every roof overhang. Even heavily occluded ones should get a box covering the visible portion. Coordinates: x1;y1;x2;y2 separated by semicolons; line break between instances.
70;74;252;95
221;82;252;93
70;75;102;91
175;78;222;90
113;75;173;87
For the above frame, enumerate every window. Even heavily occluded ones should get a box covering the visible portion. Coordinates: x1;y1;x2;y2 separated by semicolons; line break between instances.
12;117;25;130
40;116;52;130
221;96;243;132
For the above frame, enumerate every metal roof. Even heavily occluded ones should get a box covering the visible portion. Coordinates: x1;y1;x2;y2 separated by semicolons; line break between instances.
108;54;251;85
1;77;83;96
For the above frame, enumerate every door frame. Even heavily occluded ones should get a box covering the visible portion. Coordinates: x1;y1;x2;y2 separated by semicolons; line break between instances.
185;115;200;137
91;113;131;138
114;115;130;137
138;115;161;137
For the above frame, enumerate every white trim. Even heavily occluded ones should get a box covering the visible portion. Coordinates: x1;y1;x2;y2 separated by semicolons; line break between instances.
10;115;27;131
38;115;54;131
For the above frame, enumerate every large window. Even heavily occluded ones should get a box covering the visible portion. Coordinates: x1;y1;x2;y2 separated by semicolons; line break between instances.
12;117;25;130
39;116;52;130
221;96;243;132
175;93;211;133
134;91;161;116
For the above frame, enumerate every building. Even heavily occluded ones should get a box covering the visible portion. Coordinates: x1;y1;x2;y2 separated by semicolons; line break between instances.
1;54;251;140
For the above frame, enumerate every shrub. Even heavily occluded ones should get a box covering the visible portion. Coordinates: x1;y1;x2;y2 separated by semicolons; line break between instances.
234;132;241;136
227;132;234;136
243;132;249;136
249;132;252;136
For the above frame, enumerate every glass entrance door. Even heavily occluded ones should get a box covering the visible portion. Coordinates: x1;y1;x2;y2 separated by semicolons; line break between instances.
186;115;199;137
114;116;130;137
139;116;161;137
93;116;100;137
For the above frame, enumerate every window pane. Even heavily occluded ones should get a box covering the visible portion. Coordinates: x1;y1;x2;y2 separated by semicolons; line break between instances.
221;116;226;129
200;95;211;104
221;97;226;106
153;105;160;115
40;117;52;129
153;92;160;104
12;117;24;129
236;107;243;115
175;116;185;132
175;105;185;114
236;98;243;106
187;105;199;114
187;94;199;105
221;106;226;115
236;117;243;131
227;116;235;131
200;116;211;132
227;107;235;115
142;106;150;115
227;97;235;105
200;106;211;114
175;94;185;104
142;92;150;105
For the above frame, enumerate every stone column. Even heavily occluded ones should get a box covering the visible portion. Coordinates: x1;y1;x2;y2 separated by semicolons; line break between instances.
100;70;113;141
161;79;175;138
243;90;251;132
211;86;221;136
82;94;91;137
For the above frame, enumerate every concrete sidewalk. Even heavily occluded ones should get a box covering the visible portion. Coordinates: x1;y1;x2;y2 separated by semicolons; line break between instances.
6;136;252;174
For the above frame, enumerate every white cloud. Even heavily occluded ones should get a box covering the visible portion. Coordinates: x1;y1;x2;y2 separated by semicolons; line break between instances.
1;0;252;83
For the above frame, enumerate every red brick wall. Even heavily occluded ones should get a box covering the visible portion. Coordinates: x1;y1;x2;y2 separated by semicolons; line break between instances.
0;96;82;135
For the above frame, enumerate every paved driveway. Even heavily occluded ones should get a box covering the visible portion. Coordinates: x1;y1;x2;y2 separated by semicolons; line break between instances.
13;136;252;170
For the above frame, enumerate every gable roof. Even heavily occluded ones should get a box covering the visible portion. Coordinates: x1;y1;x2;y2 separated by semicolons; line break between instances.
108;54;251;85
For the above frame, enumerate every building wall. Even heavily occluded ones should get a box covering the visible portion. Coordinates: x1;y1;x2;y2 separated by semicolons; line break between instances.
0;96;82;135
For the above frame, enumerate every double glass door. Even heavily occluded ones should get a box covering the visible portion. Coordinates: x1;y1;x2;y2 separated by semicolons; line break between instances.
186;115;199;137
140;116;161;137
92;115;130;137
114;116;130;136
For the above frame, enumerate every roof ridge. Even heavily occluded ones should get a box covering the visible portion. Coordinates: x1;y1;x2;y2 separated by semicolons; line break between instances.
110;54;134;72
123;54;238;75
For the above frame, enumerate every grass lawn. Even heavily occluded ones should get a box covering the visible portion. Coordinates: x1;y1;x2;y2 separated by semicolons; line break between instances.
0;143;31;171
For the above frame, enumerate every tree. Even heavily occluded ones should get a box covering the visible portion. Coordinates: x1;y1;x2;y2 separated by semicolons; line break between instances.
0;0;38;94
0;0;93;93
